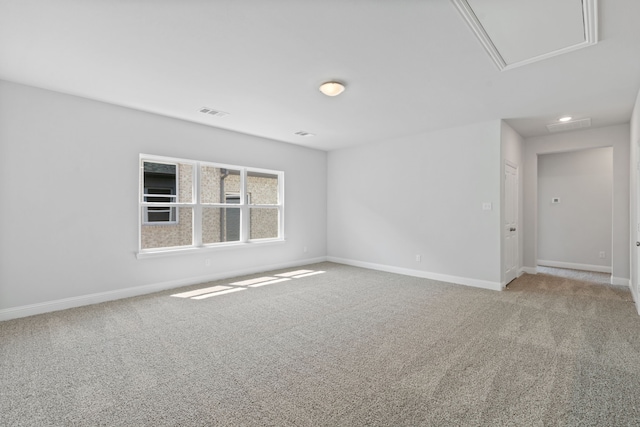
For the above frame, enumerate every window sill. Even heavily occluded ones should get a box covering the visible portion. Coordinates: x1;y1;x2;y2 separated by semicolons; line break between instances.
136;238;286;259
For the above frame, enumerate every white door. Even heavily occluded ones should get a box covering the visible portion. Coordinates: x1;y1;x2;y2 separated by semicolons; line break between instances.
504;163;519;284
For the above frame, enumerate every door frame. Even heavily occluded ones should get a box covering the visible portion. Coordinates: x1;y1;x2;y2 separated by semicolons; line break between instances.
503;160;520;286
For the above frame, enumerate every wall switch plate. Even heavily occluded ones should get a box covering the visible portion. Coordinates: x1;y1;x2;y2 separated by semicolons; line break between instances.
415;254;421;262
599;251;605;259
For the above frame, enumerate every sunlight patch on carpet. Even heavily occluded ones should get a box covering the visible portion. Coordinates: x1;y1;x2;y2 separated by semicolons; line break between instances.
275;270;314;277
248;278;292;288
191;288;247;300
171;285;232;298
231;277;278;286
170;269;327;301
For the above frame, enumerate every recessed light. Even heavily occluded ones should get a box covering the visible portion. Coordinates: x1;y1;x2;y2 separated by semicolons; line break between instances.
559;116;572;122
319;81;345;97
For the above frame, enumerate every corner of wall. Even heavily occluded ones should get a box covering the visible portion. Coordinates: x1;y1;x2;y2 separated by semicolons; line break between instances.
629;86;640;309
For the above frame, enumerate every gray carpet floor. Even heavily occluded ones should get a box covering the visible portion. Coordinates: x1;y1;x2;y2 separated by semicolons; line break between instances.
536;265;612;285
1;262;639;426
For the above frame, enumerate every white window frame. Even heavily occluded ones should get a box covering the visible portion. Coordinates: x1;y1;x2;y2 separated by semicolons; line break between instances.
138;154;284;257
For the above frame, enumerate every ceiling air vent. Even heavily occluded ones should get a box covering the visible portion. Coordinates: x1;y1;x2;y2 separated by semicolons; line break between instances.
198;107;229;118
294;131;315;137
546;118;591;133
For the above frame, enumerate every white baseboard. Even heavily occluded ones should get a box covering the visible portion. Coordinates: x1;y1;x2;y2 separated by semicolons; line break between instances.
537;260;612;274
611;276;630;286
631;285;640;316
501;270;526;288
626;281;640;315
0;256;328;322
520;267;538;275
327;256;502;291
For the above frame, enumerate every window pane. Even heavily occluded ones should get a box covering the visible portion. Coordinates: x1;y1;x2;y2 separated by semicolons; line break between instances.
203;207;241;244
200;166;241;204
143;161;193;204
247;171;278;205
145;205;177;223
141;207;193;249
177;163;193;203
250;208;279;239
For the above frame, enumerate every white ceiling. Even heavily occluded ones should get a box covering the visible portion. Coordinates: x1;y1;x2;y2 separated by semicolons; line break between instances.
1;0;639;151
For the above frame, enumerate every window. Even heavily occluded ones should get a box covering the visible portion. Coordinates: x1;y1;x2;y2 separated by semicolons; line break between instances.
142;161;178;224
247;171;280;240
139;155;284;254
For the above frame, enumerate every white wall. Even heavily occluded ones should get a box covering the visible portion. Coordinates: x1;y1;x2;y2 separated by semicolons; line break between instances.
0;81;327;318
501;121;524;282
523;124;630;284
537;147;613;272
327;121;503;289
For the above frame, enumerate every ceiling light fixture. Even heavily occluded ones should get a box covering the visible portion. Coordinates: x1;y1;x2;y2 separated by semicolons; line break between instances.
559;116;572;122
319;81;345;97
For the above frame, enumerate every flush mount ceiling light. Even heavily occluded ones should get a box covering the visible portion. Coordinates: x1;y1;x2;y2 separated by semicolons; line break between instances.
559;116;572;122
319;81;345;97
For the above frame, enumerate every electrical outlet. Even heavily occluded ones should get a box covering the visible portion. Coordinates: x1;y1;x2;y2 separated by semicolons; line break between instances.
599;251;605;259
205;259;211;266
416;254;421;262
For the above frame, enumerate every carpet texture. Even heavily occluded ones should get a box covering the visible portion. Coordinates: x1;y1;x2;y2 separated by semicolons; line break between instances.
1;262;639;426
536;266;612;285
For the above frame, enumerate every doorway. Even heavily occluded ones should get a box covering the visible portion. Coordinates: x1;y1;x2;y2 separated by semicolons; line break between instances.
536;147;613;276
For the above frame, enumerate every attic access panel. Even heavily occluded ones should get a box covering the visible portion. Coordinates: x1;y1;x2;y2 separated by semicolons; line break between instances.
452;0;597;70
